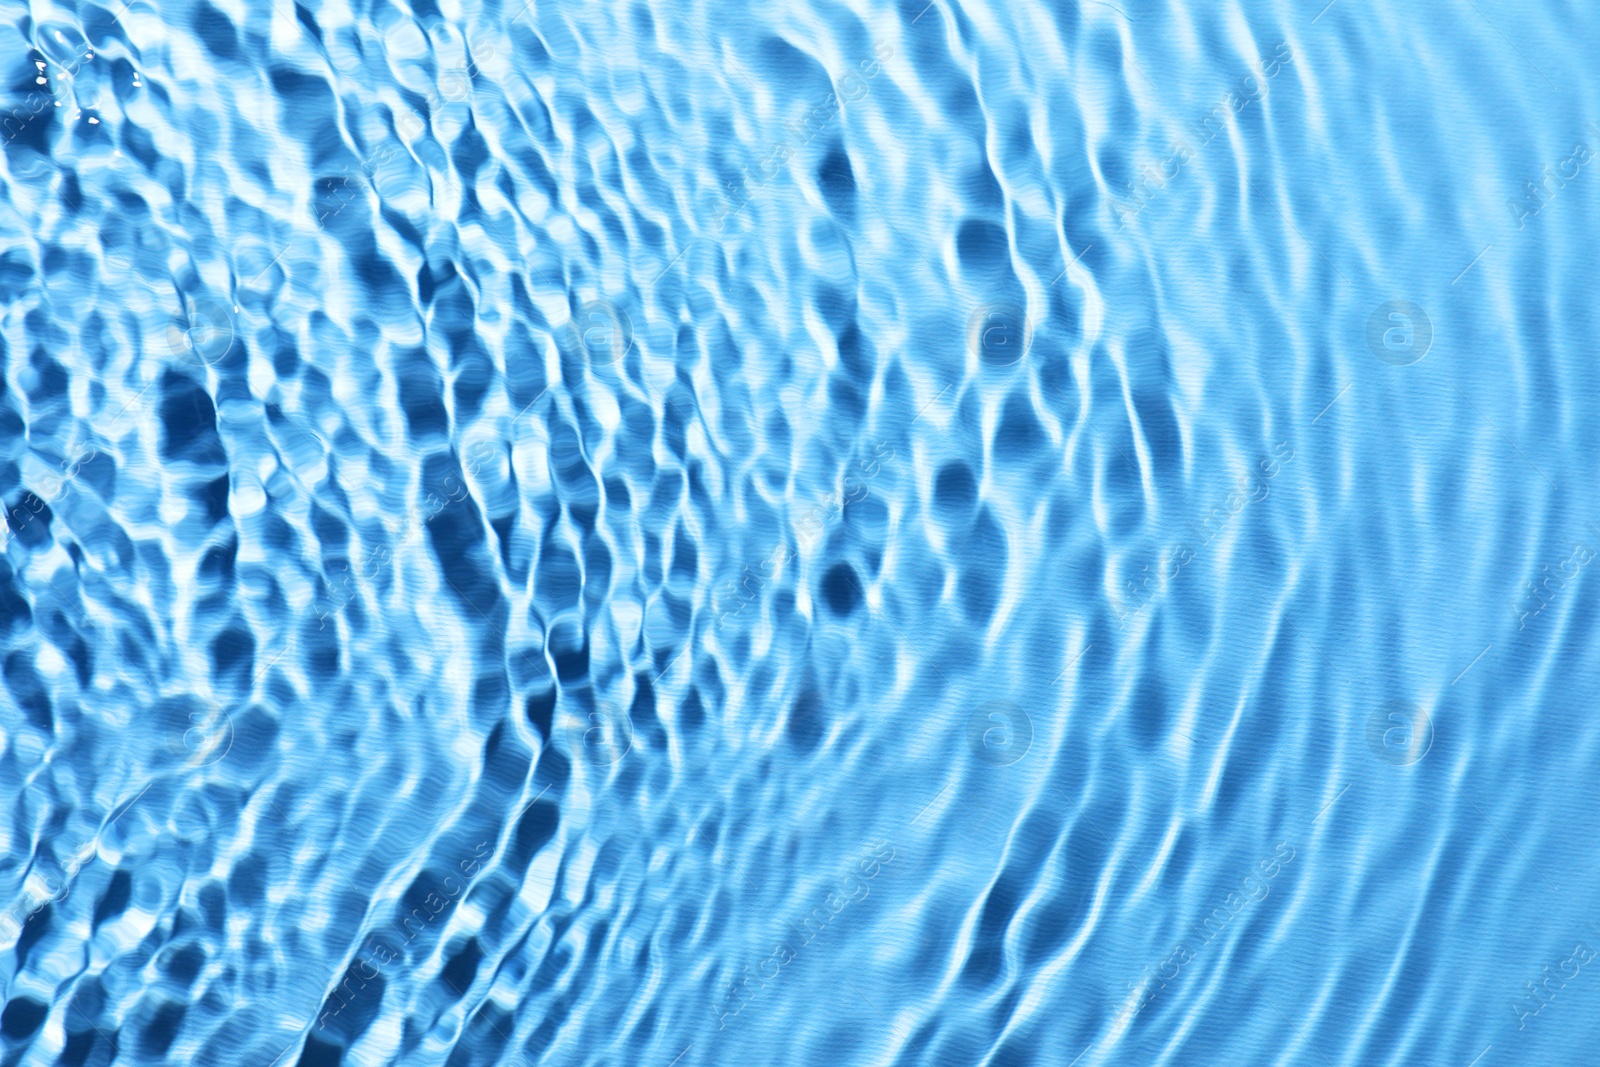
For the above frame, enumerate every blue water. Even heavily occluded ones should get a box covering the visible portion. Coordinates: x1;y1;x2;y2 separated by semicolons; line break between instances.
4;0;1600;1064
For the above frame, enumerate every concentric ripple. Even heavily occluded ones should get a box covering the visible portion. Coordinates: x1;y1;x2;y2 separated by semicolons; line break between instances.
4;1;1600;1065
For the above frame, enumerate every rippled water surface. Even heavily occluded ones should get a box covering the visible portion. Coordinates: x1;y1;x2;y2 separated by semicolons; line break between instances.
5;0;1600;1064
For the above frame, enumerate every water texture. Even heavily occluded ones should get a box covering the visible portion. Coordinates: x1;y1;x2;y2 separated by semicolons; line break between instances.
3;0;1600;1064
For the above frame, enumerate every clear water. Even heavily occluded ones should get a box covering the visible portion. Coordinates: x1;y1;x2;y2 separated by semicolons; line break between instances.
3;1;1599;1064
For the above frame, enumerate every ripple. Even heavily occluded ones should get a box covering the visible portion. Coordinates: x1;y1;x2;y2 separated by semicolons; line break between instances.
4;1;1600;1065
